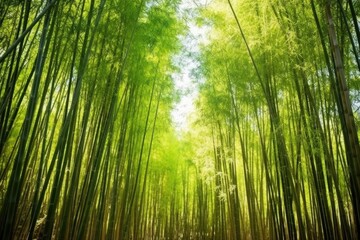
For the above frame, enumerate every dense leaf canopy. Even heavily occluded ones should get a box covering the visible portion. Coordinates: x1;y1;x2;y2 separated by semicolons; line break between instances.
0;0;359;239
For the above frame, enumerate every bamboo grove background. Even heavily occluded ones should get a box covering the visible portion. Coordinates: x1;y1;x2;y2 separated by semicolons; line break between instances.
0;0;360;239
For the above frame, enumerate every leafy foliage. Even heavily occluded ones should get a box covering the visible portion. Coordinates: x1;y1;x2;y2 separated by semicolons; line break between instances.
0;0;360;239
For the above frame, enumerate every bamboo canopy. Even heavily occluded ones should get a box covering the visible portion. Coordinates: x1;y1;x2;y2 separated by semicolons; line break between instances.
0;0;359;239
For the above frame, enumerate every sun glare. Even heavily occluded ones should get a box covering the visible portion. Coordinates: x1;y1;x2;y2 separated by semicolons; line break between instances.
171;1;209;133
